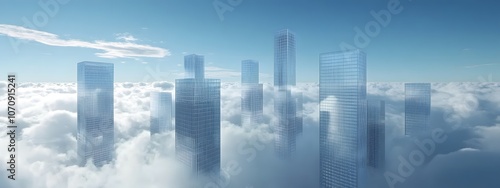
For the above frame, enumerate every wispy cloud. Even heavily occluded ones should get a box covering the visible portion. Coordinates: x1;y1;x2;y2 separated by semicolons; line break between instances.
464;63;500;69
115;32;138;42
0;24;170;59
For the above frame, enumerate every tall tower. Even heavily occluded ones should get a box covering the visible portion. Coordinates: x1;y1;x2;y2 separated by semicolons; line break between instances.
150;91;173;136
367;100;385;169
274;29;297;159
175;54;221;176
404;83;431;137
184;54;204;80
77;61;114;167
319;50;367;188
274;29;296;89
241;60;263;127
294;91;303;136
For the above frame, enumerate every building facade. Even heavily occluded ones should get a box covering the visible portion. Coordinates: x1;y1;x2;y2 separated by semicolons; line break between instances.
176;55;221;176
404;83;431;137
184;54;204;80
241;60;263;127
274;29;298;159
367;100;385;169
77;61;114;167
319;50;367;188
150;91;173;136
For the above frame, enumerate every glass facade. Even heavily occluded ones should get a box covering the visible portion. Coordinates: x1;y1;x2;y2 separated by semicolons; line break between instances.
184;54;204;80
274;29;296;88
294;91;303;136
274;29;297;159
77;61;114;167
241;60;259;84
319;50;367;188
405;83;431;137
241;60;263;127
367;100;385;169
176;55;221;176
241;84;264;127
150;91;173;136
274;89;296;159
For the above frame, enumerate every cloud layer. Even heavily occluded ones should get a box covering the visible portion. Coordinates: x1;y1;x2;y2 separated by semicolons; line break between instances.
0;24;169;58
0;82;499;188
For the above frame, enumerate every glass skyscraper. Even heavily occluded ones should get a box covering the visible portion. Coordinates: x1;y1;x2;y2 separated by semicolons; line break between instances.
367;100;385;170
274;29;297;159
184;54;204;80
294;91;303;136
150;91;173;136
241;60;263;127
175;54;221;176
405;83;431;137
274;29;296;89
319;50;367;188
241;60;259;84
77;61;114;167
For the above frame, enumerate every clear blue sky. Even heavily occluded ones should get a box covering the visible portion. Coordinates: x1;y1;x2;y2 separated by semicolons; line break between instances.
0;0;499;83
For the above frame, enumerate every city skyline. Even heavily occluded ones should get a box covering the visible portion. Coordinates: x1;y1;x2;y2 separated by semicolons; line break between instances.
0;1;499;188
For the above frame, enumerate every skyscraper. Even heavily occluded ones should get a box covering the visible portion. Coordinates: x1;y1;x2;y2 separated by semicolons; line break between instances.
176;54;221;176
77;61;114;167
184;54;204;80
274;29;297;159
241;60;259;84
405;83;431;137
367;100;385;169
241;60;263;127
150;91;173;136
319;50;367;188
274;29;296;89
294;91;303;136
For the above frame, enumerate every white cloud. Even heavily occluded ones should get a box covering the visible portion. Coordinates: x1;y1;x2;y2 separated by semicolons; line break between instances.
0;24;169;59
0;82;499;187
115;33;138;42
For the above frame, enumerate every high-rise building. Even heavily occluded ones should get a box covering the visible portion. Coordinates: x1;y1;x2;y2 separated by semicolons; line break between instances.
77;61;114;167
294;91;303;136
184;54;204;80
367;100;385;169
241;60;263;127
150;91;173;136
274;29;296;89
404;83;431;137
319;50;367;188
274;29;297;159
241;60;259;84
176;55;221;176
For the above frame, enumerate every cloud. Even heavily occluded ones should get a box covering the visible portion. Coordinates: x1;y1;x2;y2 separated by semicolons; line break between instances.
0;82;499;187
0;24;169;59
115;33;138;42
464;63;500;69
152;81;174;91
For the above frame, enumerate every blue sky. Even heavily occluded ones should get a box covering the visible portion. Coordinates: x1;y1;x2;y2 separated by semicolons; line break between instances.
0;0;499;83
